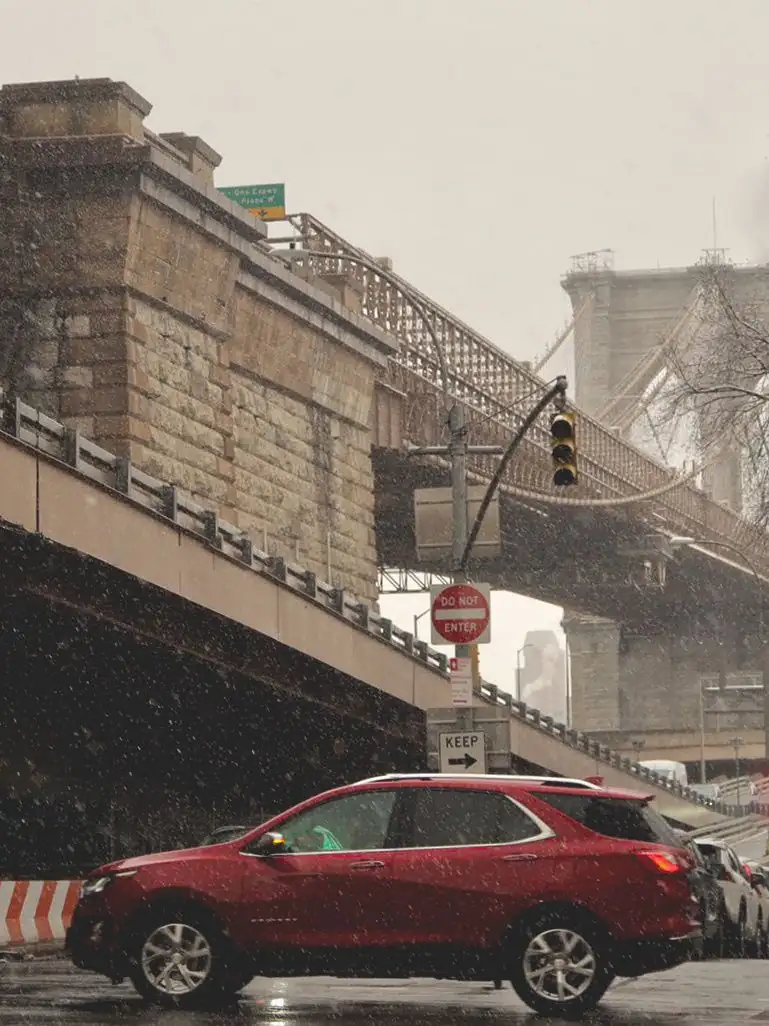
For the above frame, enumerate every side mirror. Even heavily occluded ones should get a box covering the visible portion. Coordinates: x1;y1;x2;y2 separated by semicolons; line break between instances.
251;831;288;856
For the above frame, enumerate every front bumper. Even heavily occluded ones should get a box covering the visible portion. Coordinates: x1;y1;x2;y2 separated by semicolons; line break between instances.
611;930;700;978
66;908;127;980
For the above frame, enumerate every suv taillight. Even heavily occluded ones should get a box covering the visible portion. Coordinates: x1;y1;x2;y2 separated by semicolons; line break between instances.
635;850;688;874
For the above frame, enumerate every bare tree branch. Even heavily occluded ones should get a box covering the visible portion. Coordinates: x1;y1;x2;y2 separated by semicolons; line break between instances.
640;261;769;528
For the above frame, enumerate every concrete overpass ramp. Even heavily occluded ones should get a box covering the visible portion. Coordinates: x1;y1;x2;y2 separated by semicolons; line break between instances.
0;397;450;713
0;396;743;830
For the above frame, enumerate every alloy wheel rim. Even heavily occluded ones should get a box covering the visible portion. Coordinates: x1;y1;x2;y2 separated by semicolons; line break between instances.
523;928;596;1003
141;922;212;995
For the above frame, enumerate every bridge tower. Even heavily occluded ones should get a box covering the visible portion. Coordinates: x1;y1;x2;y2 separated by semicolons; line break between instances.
560;254;769;749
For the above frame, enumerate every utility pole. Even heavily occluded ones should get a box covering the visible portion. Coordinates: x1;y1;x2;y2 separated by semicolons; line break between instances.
413;403;504;727
450;404;472;730
729;735;744;808
411;378;570;734
699;683;707;785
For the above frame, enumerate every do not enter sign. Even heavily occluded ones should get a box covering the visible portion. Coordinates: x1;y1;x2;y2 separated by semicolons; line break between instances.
430;582;491;646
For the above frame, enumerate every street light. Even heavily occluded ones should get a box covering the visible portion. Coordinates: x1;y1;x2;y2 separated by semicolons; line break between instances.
669;537;763;591
698;682;707;785
413;607;431;641
729;736;745;807
516;644;534;703
564;634;573;727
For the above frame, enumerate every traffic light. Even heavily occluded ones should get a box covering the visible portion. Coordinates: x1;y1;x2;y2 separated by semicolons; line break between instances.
551;410;577;486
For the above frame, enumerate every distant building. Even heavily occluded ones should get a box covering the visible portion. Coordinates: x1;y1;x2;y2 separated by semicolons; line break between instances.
519;630;567;724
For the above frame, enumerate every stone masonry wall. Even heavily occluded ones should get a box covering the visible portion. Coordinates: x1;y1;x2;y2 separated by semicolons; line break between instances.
0;78;393;603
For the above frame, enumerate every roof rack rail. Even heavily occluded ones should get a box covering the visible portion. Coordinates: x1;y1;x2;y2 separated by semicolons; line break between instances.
353;773;603;789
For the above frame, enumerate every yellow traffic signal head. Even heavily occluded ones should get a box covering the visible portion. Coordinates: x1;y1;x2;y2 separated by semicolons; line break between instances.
551;411;575;440
550;411;577;486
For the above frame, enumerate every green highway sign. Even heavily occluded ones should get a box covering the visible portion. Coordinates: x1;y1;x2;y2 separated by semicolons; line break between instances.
219;183;286;221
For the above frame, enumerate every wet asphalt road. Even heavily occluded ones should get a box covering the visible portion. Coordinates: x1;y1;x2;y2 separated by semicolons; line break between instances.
3;959;769;1025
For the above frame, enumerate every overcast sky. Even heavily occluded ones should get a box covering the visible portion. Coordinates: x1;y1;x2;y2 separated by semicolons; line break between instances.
5;0;769;691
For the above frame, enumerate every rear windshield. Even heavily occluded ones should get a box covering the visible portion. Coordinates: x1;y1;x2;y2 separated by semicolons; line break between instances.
533;792;682;846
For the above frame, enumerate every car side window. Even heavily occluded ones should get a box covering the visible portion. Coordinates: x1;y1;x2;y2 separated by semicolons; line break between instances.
272;789;398;854
728;851;743;876
407;788;543;849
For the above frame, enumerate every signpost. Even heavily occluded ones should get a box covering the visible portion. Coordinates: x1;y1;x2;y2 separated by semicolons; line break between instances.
449;656;473;707
439;731;486;774
430;582;491;647
218;183;286;221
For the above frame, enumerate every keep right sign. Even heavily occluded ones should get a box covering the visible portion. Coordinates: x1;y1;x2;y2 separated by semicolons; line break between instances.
438;731;487;774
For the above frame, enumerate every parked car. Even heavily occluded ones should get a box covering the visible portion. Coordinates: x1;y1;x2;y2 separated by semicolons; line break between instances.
692;839;761;957
67;773;701;1018
680;837;721;955
688;782;722;803
743;861;769;958
638;760;688;787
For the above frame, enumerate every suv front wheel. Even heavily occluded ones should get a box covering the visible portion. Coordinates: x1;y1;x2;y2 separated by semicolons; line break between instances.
509;911;614;1018
128;908;242;1008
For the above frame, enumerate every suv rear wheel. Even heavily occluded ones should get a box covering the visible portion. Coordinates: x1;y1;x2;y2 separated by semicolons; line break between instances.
128;908;241;1009
509;911;614;1018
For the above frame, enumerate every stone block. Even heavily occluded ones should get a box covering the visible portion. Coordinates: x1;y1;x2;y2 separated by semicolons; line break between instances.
1;78;152;141
68;337;129;365
94;413;151;444
57;365;94;389
0;79;385;602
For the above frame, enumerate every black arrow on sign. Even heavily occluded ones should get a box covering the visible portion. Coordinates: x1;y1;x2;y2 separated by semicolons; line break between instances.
448;753;477;769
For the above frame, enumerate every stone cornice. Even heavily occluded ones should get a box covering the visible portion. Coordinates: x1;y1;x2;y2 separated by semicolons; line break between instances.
0;131;398;367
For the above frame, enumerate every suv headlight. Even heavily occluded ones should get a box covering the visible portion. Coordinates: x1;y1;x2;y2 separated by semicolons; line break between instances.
80;870;137;899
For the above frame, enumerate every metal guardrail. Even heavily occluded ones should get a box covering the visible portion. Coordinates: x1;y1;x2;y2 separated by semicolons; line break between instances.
0;391;747;818
0;391;448;675
475;678;749;819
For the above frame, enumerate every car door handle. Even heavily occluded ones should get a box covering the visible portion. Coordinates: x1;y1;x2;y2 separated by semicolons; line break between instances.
349;860;386;870
499;853;538;862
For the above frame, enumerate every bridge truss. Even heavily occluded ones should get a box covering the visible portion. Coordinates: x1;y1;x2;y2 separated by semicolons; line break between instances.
377;569;451;595
268;215;769;575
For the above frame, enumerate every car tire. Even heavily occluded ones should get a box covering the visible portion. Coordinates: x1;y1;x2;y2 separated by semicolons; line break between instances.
724;910;746;959
508;911;614;1019
704;921;724;960
127;907;241;1009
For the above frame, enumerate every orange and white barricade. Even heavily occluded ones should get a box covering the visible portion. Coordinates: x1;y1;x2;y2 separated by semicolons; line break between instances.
0;881;81;946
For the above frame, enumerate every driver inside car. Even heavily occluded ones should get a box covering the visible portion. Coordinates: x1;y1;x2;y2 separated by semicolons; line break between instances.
284;824;344;852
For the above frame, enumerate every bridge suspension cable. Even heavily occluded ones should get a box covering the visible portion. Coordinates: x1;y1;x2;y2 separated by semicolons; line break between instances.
596;286;707;431
532;292;596;374
488;441;731;508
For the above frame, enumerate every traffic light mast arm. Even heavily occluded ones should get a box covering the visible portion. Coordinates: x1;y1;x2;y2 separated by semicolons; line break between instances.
459;376;567;574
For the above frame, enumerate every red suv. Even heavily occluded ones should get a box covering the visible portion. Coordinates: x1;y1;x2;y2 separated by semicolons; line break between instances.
66;774;700;1018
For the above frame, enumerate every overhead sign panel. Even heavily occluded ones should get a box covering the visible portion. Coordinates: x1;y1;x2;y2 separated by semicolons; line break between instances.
219;183;286;221
439;731;486;774
430;582;491;646
414;486;501;563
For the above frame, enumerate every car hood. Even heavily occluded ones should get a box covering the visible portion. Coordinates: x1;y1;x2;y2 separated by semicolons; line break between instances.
92;845;217;875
